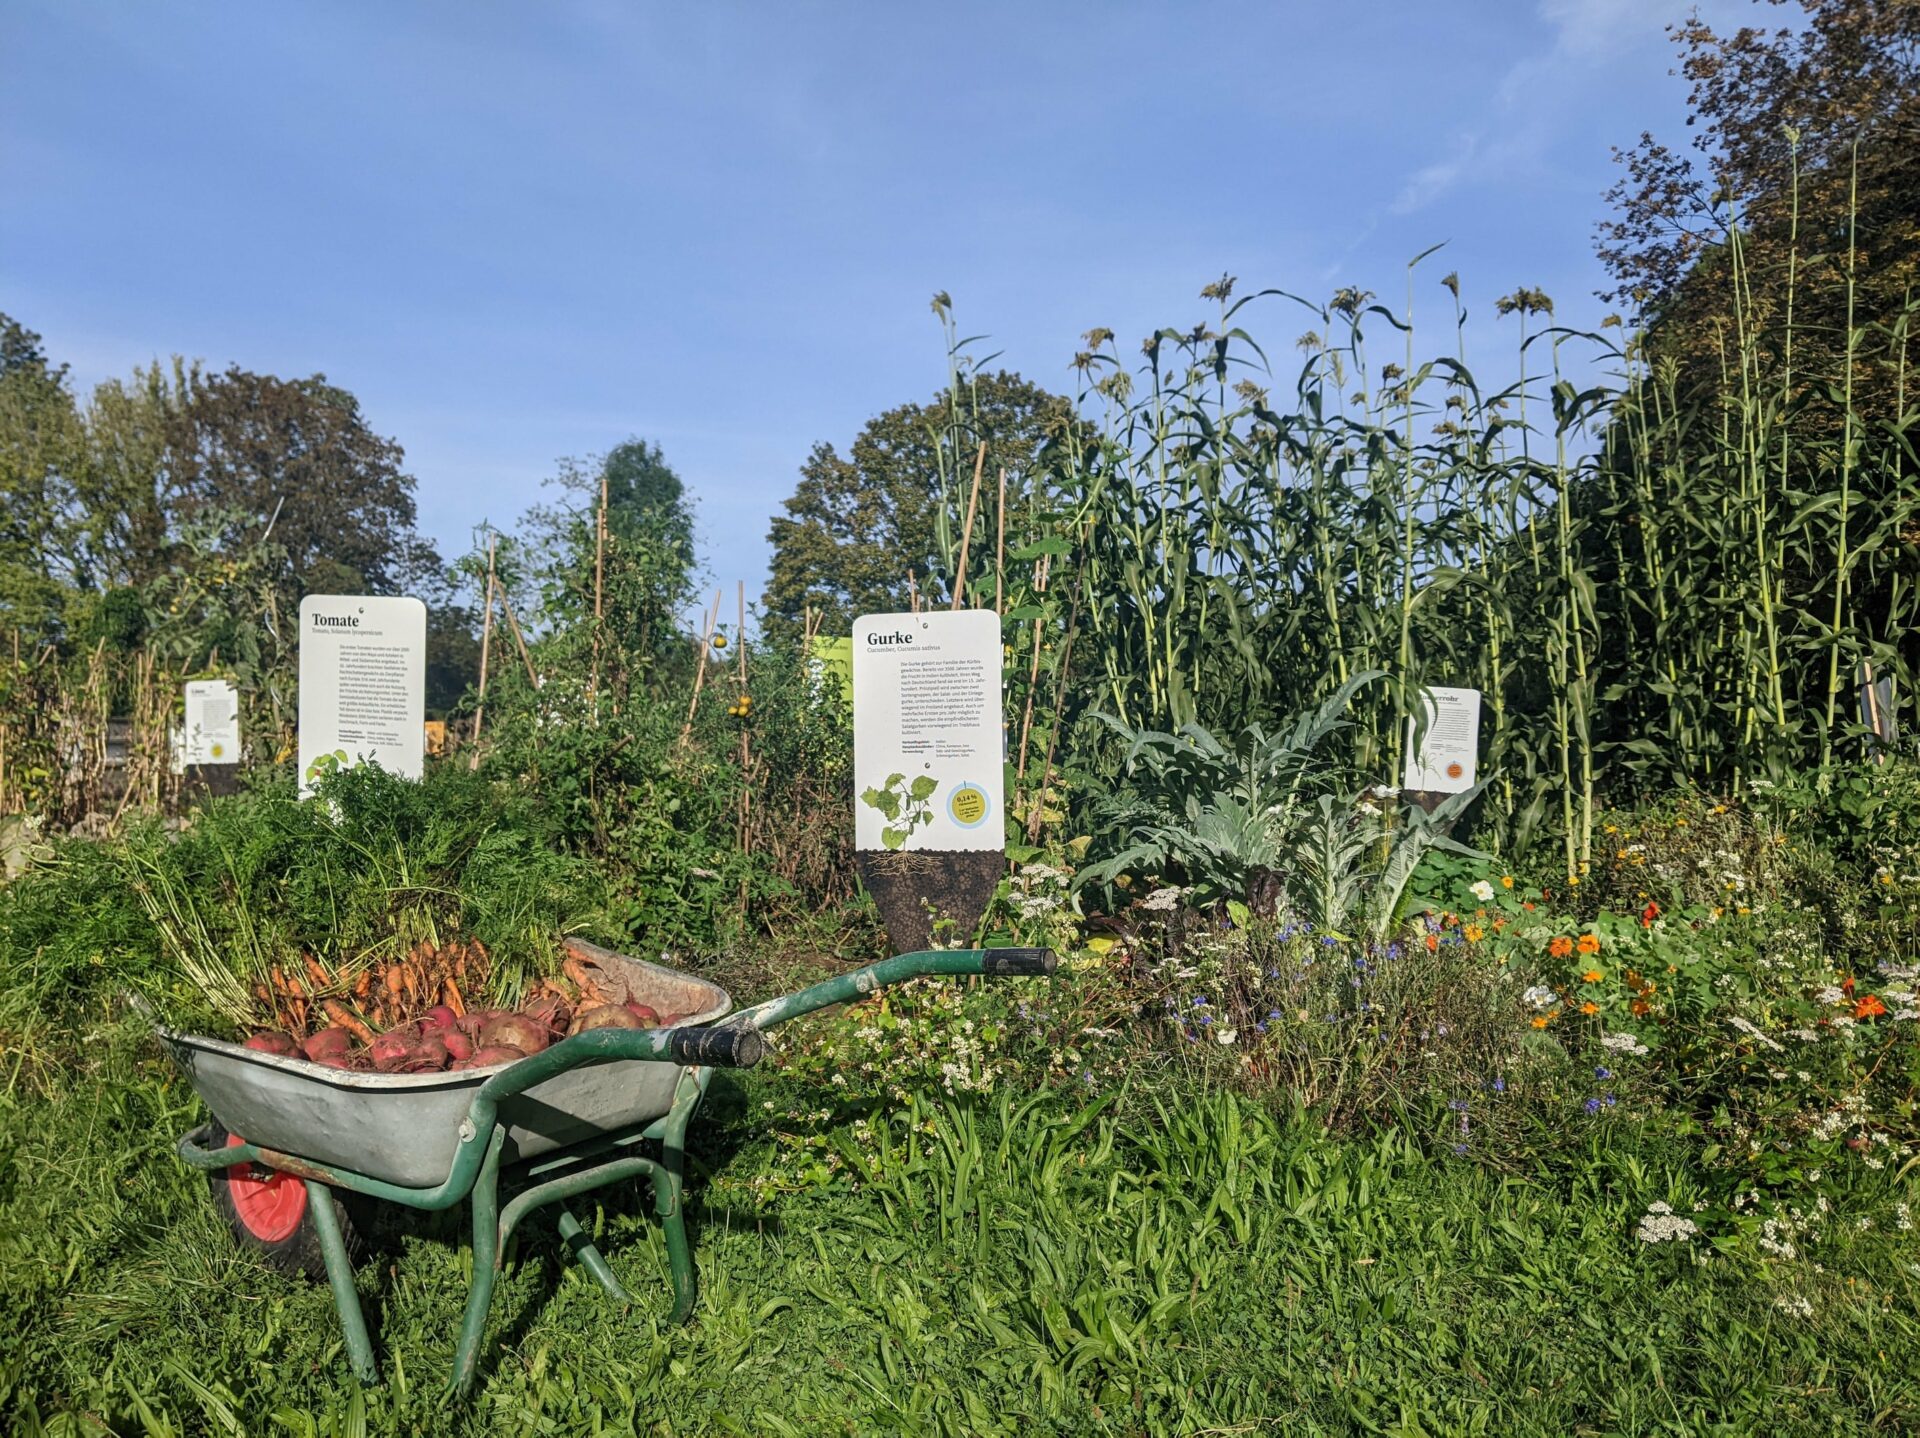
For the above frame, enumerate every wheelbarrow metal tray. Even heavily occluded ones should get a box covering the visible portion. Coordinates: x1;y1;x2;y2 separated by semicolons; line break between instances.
160;941;730;1188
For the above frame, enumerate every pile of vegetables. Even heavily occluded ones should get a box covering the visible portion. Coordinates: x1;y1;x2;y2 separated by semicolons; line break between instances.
239;941;692;1074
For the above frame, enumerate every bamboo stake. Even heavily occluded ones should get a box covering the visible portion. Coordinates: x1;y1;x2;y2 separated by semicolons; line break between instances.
908;570;919;614
591;465;608;699
498;587;539;688
951;441;986;611
994;467;1006;616
680;588;723;744
737;581;752;854
1014;553;1051;785
468;536;497;770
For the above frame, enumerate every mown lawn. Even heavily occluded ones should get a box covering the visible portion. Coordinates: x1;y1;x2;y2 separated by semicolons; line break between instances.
4;1014;1917;1437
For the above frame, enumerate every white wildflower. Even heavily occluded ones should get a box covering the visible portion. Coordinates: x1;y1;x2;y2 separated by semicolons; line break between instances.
1523;985;1557;1010
1815;985;1846;1005
1141;886;1186;913
1215;1027;1237;1045
1635;1201;1700;1244
1727;1015;1784;1052
1470;879;1495;903
1773;1293;1814;1319
1601;1032;1651;1056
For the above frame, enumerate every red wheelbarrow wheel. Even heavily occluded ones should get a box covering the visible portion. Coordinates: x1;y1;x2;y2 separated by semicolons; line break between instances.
205;1123;362;1279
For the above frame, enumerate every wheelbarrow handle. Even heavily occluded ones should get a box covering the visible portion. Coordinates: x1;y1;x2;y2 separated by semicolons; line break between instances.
667;1024;766;1069
978;947;1056;977
732;948;1057;1032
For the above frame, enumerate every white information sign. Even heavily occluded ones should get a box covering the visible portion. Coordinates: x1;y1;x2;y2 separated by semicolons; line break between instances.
852;610;1003;852
175;678;241;769
298;595;427;794
1402;685;1482;793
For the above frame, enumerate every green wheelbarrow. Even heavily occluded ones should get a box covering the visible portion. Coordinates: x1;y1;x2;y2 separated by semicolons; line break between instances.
169;943;1056;1394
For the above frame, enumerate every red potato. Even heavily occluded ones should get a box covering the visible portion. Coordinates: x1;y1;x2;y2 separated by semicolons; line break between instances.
480;1013;549;1055
623;1003;662;1027
468;1044;526;1067
311;1051;357;1071
442;1028;474;1062
243;1031;300;1057
521;994;571;1034
656;1012;687;1027
302;1027;355;1063
403;1032;451;1072
569;1003;645;1036
421;1005;458;1032
369;1028;418;1072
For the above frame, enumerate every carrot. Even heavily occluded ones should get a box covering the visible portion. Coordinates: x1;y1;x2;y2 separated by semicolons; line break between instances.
302;952;331;993
321;1000;375;1046
353;969;373;1000
562;956;608;1007
384;964;405;997
402;961;420;1006
442;976;466;1018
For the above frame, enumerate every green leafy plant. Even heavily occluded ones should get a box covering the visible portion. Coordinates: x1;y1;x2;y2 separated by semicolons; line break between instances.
861;771;938;850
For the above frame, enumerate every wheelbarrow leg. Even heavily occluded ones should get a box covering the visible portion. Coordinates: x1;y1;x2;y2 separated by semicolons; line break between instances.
308;1180;378;1385
555;1205;637;1307
449;1129;508;1397
657;1070;700;1325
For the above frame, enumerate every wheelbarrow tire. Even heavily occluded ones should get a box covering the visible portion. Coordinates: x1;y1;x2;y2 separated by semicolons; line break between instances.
204;1123;363;1280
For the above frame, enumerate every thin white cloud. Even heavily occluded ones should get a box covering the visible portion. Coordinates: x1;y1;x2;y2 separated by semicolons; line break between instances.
1391;132;1483;216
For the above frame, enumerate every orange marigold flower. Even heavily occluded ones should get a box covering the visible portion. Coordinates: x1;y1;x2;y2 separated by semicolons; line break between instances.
1576;933;1601;955
1531;1016;1549;1029
1523;901;1537;911
1582;970;1603;983
1424;933;1439;952
1465;924;1485;942
1580;1001;1599;1015
1630;998;1651;1016
1854;994;1887;1020
1501;875;1515;889
1548;936;1574;959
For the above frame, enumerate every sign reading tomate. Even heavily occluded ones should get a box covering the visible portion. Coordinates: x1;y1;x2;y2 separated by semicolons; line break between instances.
298;595;427;796
851;610;1003;853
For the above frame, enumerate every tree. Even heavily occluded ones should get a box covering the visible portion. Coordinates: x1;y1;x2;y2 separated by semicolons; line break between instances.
0;314;86;637
1597;0;1919;420
765;370;1076;631
509;439;700;694
163;366;441;609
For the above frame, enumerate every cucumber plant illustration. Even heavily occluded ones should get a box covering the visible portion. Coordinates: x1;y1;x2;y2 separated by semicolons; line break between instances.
861;772;938;850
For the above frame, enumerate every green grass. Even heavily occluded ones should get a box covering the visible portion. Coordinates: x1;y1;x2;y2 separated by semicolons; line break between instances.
4;1011;1917;1436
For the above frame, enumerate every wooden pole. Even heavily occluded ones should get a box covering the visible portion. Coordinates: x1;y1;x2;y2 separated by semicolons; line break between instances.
468;536;497;770
1015;553;1051;785
994;468;1006;616
590;467;608;700
908;570;919;614
737;581;752;854
950;441;987;611
680;588;723;744
499;587;539;688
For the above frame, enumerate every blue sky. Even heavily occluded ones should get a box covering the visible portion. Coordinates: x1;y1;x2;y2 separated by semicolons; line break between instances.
3;1;1743;605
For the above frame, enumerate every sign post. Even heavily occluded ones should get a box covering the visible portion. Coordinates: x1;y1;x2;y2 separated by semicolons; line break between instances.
175;678;242;768
1402;686;1482;812
852;610;1004;951
298;595;427;795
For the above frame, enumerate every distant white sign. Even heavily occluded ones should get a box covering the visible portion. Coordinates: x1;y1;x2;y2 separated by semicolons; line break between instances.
1403;686;1482;794
298;595;426;795
174;678;241;769
853;610;1003;852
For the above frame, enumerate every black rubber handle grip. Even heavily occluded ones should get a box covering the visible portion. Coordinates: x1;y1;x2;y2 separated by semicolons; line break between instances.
669;1024;767;1069
980;948;1056;977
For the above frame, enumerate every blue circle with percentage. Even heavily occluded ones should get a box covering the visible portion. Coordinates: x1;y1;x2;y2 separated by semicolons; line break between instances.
947;783;991;829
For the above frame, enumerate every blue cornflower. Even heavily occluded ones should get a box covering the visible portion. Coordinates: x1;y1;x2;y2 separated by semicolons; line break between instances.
1387;942;1402;960
1595;1066;1613;1080
1604;1093;1617;1108
1491;1076;1506;1093
1583;1097;1602;1115
1197;1014;1213;1025
1453;1143;1468;1156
